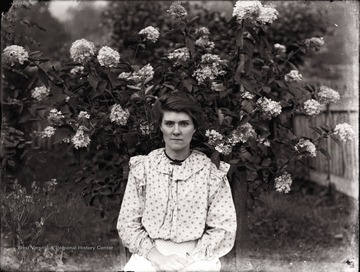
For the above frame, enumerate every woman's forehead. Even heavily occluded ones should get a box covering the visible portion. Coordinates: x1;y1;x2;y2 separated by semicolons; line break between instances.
162;111;192;121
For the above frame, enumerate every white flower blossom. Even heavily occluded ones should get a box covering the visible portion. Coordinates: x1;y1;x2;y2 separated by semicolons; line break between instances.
257;6;278;24
97;46;120;68
65;96;70;102
2;45;29;66
167;2;188;18
241;91;255;99
47;109;64;125
110;104;130;125
211;82;225;92
274;43;286;53
317;86;340;105
139;26;160;43
195;37;215;51
70;39;96;63
118;72;132;80
205;129;224;146
63;137;71;143
70;66;84;75
78;111;90;119
229;123;257;145
31;86;50;101
193;54;226;84
256;97;282;119
284;70;303;82
215;142;233;155
232;1;262;22
275;172;293;193
168;47;190;65
304;37;325;52
41;126;56;138
295;138;317;157
195;27;210;36
118;64;154;84
334;123;355;142
303;99;323;116
258;137;271;147
71;126;91;149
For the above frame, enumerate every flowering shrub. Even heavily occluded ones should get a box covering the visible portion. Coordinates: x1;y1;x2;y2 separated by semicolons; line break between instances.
1;1;355;217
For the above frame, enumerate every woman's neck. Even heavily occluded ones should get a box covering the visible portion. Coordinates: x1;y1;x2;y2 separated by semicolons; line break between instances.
164;148;191;161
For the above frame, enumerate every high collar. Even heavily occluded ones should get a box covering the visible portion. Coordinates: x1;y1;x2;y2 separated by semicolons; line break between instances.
148;148;210;181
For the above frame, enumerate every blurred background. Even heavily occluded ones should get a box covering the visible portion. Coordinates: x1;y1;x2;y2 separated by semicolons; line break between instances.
1;1;358;271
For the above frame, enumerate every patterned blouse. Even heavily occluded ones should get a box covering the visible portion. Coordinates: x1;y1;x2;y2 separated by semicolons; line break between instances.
117;148;237;261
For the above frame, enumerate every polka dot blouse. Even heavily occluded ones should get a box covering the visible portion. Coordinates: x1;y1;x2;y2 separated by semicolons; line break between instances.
117;148;237;261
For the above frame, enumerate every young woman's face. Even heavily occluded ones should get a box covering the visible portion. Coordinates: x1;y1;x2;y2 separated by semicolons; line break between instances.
160;111;196;155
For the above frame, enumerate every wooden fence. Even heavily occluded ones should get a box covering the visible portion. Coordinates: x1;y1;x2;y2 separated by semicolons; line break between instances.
293;93;358;199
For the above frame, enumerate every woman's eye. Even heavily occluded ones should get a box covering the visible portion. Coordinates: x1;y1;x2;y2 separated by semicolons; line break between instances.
180;122;189;127
165;122;173;126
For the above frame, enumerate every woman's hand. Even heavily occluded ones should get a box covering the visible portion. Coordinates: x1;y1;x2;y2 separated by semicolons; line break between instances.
147;247;188;271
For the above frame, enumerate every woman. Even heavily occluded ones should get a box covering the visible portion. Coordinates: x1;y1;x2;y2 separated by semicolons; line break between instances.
117;92;237;271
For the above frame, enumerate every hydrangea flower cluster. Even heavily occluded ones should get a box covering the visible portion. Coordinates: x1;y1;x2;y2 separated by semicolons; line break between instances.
110;104;130;126
40;126;56;138
317;86;340;105
206;123;258;155
70;39;96;63
71;126;91;149
193;54;227;84
295;138;317;157
303;99;323;116
215;143;233;155
2;45;29;66
334;123;355;142
257;6;279;24
138;26;160;43
284;70;303;82
256;97;282;119
31;86;50;101
167;47;190;66
232;1;278;24
78;111;90;119
195;27;210;36
47;109;64;125
97;46;120;68
194;26;215;51
70;66;84;75
118;64;154;85
167;1;188;19
274;43;286;53
232;1;262;22
274;172;293;193
195;36;215;51
304;37;325;52
229;123;257;145
205;129;224;146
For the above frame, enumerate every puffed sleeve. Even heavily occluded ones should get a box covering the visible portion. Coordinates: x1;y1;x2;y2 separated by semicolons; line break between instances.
116;155;155;257
191;161;237;261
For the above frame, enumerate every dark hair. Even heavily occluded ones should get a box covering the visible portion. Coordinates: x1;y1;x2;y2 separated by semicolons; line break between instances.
151;92;204;128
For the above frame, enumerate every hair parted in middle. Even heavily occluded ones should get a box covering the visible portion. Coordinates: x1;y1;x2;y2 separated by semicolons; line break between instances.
151;91;205;128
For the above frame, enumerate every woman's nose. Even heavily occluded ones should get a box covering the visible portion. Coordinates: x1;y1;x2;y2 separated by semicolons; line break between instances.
172;125;181;135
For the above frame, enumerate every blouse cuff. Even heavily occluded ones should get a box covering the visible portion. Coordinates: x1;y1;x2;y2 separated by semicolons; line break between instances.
139;237;155;257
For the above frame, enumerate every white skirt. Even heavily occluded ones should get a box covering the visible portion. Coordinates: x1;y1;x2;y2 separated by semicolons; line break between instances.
123;240;221;272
